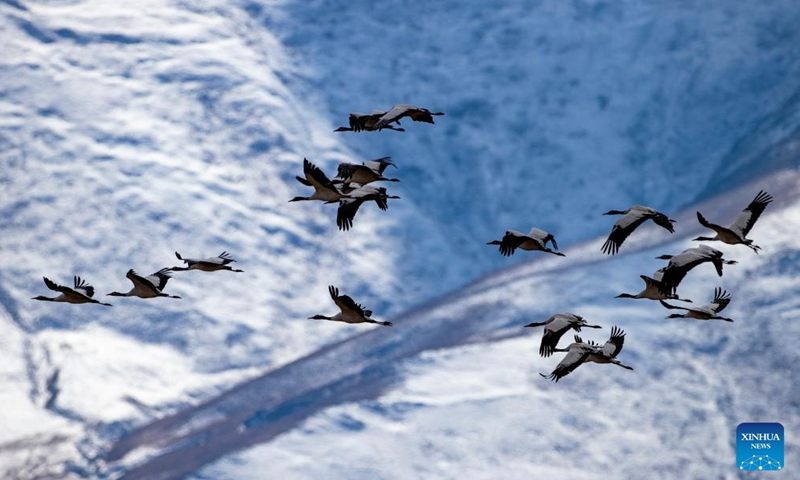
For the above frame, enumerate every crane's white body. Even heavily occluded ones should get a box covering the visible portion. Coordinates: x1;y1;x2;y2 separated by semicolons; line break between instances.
108;268;181;299
488;228;564;257
309;285;391;326
541;326;633;382
694;190;773;252
602;205;675;255
172;251;243;272
524;313;601;357
33;276;112;306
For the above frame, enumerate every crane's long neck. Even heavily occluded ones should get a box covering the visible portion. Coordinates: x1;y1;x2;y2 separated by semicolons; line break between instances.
615;293;637;299
524;321;547;327
107;292;129;297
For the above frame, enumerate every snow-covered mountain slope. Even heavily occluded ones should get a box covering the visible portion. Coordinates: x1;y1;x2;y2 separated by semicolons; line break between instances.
2;0;800;478
1;1;406;477
92;170;799;480
0;0;406;358
274;0;800;290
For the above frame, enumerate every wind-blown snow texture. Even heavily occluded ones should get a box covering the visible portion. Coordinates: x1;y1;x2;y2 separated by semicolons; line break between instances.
1;0;799;479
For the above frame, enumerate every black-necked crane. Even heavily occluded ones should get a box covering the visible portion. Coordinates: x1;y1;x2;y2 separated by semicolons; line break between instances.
656;245;737;296
524;313;601;357
289;158;348;203
336;185;400;231
334;157;399;187
615;268;693;302
334;111;405;132
33;276;112;306
660;287;734;322
372;104;444;130
577;326;634;370
601;205;676;255
487;228;564;257
171;251;243;273
308;285;392;326
537;337;594;383
107;268;181;299
694;190;773;253
540;327;633;382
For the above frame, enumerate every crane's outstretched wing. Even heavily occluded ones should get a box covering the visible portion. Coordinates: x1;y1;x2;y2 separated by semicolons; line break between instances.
539;315;573;357
708;287;731;313
730;190;773;238
651;212;676;233
303;158;336;190
363;157;394;174
497;232;526;257
541;347;591;382
73;276;95;298
44;277;71;295
601;213;649;255
144;268;173;292
603;326;626;358
373;104;413;129
330;285;367;317
336;198;363;231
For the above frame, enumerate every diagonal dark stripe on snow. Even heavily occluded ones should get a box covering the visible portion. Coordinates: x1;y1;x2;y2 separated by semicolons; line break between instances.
104;170;799;480
107;300;506;480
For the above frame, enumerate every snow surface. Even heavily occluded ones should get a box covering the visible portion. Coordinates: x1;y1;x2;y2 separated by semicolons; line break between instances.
1;0;800;478
191;173;800;480
275;0;800;290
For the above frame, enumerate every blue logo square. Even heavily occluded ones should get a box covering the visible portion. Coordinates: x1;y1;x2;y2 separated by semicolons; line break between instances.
737;422;784;471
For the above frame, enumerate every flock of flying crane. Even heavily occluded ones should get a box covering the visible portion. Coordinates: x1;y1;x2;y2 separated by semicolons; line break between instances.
511;191;772;382
31;102;774;383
